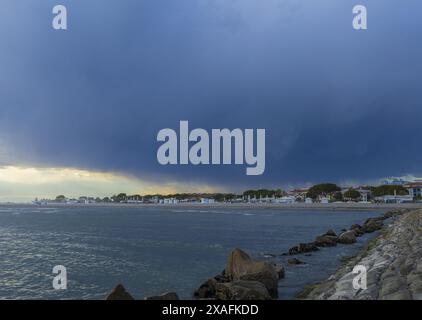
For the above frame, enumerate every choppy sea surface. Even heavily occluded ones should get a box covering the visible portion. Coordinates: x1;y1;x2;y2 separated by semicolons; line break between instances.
0;205;381;299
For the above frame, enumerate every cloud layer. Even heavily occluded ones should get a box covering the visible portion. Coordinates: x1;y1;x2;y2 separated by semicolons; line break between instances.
0;0;421;192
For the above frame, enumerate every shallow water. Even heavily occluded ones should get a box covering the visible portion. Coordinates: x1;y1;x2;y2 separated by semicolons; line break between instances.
0;205;381;299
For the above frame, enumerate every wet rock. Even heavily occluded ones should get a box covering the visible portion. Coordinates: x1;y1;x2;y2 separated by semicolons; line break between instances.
215;280;271;300
288;258;305;265
314;235;338;247
350;224;361;230
338;230;357;244
193;272;231;299
225;248;279;298
350;224;364;236
325;229;338;237
288;243;319;255
145;292;179;300
194;278;220;299
105;284;135;300
272;263;285;279
362;218;383;233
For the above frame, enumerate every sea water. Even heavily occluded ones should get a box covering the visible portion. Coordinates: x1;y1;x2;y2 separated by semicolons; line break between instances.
0;205;380;299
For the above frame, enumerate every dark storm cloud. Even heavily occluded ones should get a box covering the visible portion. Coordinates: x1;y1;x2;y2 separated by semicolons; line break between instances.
0;0;421;189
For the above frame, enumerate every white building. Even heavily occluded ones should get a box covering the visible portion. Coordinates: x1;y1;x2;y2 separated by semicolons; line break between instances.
356;188;371;202
405;183;422;199
275;196;296;204
320;197;329;204
375;195;413;204
163;198;179;204
200;198;215;204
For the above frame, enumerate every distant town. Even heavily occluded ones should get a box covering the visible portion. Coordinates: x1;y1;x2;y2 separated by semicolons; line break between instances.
32;177;422;206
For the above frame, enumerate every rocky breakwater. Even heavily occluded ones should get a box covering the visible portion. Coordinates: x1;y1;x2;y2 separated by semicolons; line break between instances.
287;211;396;256
194;248;284;300
301;209;422;300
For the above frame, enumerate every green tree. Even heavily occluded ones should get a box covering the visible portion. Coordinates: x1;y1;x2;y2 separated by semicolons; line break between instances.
333;191;343;201
55;195;66;202
344;188;361;200
112;193;127;202
371;185;408;197
242;189;285;198
306;183;341;199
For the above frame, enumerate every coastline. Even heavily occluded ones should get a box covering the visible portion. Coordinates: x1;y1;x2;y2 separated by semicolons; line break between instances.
297;208;422;300
2;202;422;212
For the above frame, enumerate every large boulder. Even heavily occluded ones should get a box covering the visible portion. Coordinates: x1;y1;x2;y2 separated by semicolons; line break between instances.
338;230;357;244
325;229;338;237
350;224;364;236
362;218;383;233
215;280;271;300
225;248;279;298
145;292;179;300
272;263;285;279
194;274;230;299
314;235;338;247
105;284;135;300
288;243;319;255
194;278;218;299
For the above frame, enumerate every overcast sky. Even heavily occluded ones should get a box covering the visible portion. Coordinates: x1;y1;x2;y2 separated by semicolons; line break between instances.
0;0;421;200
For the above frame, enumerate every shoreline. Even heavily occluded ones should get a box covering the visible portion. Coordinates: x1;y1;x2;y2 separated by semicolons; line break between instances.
1;202;422;212
297;208;422;300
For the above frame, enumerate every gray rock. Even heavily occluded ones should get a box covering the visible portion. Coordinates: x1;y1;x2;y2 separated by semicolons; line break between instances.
362;218;383;233
338;230;357;244
225;248;279;298
325;229;338;237
105;284;135;300
272;263;285;279
380;289;412;300
145;292;179;300
215;280;271;300
288;242;319;255
350;224;364;236
194;278;218;299
288;258;305;265
314;235;338;247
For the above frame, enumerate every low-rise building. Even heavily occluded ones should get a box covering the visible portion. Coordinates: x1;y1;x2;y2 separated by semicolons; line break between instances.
375;195;414;204
162;198;179;204
320;197;329;204
356;188;371;202
275;196;296;204
200;198;215;204
305;197;313;204
287;188;309;201
405;183;422;199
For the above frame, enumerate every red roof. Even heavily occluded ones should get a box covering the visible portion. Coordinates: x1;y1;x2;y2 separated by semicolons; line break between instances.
405;183;422;188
